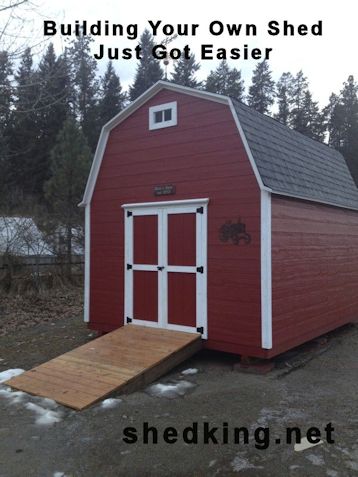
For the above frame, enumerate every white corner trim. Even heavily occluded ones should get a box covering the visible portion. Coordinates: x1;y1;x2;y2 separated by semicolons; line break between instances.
84;204;90;323
149;101;177;130
80;128;109;208
261;190;272;349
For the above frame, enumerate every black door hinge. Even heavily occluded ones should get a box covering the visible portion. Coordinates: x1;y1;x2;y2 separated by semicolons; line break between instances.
196;206;204;214
196;266;204;273
126;264;132;270
196;326;204;334
126;317;132;323
127;211;132;217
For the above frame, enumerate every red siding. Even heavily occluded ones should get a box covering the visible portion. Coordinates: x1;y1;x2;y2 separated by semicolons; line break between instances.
271;196;358;356
89;90;263;355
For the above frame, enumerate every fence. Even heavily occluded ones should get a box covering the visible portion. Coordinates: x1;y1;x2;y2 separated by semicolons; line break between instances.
0;254;84;291
0;254;84;269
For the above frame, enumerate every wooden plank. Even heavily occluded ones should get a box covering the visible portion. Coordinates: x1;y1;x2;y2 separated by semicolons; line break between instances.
5;325;202;410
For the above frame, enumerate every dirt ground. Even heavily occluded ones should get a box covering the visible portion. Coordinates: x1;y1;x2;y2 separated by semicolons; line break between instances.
0;292;357;477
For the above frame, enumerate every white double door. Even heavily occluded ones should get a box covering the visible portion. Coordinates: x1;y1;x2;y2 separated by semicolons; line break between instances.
123;200;208;338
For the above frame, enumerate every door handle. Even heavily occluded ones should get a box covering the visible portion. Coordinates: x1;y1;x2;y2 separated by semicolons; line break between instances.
157;266;165;271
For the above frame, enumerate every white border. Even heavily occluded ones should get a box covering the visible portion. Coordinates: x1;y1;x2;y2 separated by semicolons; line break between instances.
123;199;208;339
149;101;177;130
84;204;90;322
260;190;272;349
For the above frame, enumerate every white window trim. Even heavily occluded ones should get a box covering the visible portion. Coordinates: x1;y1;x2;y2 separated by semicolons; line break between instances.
149;101;177;130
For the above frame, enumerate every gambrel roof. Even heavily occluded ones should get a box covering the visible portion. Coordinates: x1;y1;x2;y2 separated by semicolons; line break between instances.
80;81;358;211
233;100;358;210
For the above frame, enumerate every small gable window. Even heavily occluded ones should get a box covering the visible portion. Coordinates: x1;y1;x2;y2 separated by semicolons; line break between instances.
149;101;177;130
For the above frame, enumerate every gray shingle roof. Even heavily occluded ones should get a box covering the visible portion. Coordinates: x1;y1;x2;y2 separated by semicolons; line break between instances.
233;100;358;210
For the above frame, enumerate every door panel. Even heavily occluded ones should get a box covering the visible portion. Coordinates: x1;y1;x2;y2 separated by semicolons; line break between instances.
133;270;158;322
133;215;158;265
168;213;196;266
167;273;196;327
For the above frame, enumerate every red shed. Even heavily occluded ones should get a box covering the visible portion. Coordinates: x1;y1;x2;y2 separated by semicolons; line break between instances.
79;81;358;359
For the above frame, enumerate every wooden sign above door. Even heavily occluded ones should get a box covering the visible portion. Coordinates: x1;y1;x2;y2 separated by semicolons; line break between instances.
154;185;176;196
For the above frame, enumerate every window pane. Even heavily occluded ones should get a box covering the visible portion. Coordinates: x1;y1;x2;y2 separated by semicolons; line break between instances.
164;108;172;121
154;111;162;123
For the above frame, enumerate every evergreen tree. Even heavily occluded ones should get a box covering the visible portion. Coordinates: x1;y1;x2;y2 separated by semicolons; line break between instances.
289;70;309;132
288;71;325;141
205;60;245;100
299;91;326;141
171;55;201;88
44;118;91;269
327;76;358;184
0;51;13;207
0;51;12;132
274;72;294;125
69;36;98;150
33;43;71;196
98;61;126;125
325;93;345;149
129;29;164;101
248;61;275;113
9;47;40;199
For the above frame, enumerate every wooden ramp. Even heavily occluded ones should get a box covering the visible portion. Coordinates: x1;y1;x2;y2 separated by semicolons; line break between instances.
5;325;202;410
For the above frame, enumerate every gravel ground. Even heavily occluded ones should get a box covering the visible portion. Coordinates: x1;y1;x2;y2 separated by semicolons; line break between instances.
0;298;357;477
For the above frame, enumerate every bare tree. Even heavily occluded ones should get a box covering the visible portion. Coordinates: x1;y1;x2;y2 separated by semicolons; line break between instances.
0;1;47;59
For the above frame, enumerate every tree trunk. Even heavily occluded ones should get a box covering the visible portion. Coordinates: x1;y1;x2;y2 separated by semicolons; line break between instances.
66;223;72;279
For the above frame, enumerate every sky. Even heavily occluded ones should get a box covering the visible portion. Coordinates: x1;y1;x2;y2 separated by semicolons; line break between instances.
3;0;358;106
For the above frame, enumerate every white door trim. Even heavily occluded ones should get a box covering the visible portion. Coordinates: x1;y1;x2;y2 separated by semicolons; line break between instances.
123;199;208;338
122;198;209;210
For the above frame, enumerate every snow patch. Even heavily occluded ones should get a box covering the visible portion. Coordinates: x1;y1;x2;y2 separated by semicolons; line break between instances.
53;473;67;477
147;380;195;399
0;368;25;383
305;453;325;466
294;437;324;452
0;387;26;404
101;398;122;409
326;470;339;477
231;455;263;472
208;460;216;468
25;402;62;425
346;460;358;472
37;397;58;409
181;368;198;376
